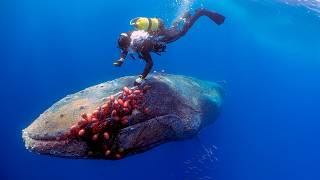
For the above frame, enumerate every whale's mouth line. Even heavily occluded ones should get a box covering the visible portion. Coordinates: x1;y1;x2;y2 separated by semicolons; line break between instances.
22;114;162;159
23;114;160;144
24;133;68;145
22;127;71;142
23;129;90;158
22;129;67;145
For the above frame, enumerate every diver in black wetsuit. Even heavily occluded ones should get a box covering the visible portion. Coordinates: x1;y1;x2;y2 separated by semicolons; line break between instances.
113;8;225;85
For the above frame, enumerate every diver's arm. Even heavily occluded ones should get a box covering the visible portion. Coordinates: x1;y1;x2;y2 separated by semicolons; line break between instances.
120;49;128;59
113;49;128;67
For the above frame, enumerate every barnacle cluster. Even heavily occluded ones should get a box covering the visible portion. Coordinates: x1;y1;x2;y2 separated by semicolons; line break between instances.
69;85;150;159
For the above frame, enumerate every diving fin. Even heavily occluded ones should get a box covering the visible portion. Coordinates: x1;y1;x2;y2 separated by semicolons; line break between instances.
207;12;225;25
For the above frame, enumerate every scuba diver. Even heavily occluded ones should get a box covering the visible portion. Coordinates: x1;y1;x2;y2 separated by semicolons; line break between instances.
113;8;225;85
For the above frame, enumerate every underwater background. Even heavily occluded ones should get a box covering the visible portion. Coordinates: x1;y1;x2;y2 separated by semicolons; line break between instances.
1;0;320;179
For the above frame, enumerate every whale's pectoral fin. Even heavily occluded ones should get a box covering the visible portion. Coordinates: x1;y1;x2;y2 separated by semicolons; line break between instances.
115;114;187;154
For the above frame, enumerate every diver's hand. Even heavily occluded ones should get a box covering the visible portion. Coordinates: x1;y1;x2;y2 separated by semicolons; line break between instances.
113;59;124;67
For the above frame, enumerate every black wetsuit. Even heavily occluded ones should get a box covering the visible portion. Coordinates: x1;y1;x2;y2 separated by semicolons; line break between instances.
118;8;225;79
118;31;158;79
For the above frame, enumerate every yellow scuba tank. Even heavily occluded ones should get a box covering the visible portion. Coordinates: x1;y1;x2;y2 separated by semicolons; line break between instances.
130;17;163;32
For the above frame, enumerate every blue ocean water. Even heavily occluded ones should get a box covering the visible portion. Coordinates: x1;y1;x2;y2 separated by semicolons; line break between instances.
1;0;320;179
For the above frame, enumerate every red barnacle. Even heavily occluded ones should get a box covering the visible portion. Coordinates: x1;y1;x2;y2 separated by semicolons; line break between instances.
121;116;128;121
114;99;119;106
78;118;89;127
110;95;115;101
102;103;108;110
78;129;85;137
103;132;110;140
111;109;117;117
81;113;88;120
118;99;124;107
133;90;141;95
112;103;119;111
91;117;98;123
102;104;109;115
70;124;78;130
105;150;111;156
70;125;80;135
123;100;129;108
107;100;112;106
131;99;136;106
115;154;122;159
92;134;99;141
121;115;129;125
101;120;107;128
92;110;99;118
128;89;133;95
87;113;92;121
123;108;129;113
91;122;101;134
123;86;130;94
121;118;129;126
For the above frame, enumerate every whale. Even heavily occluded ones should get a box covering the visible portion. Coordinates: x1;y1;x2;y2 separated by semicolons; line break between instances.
22;74;223;159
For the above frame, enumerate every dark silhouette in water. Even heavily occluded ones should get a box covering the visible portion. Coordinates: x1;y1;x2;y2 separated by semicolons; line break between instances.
113;8;225;85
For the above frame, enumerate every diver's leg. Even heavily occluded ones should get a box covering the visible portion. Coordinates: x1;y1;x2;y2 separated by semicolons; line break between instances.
141;52;153;79
135;52;153;86
172;11;191;28
178;8;225;36
162;8;225;43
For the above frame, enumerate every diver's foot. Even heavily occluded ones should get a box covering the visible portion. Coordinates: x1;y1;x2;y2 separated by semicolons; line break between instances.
195;8;225;25
134;76;145;86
